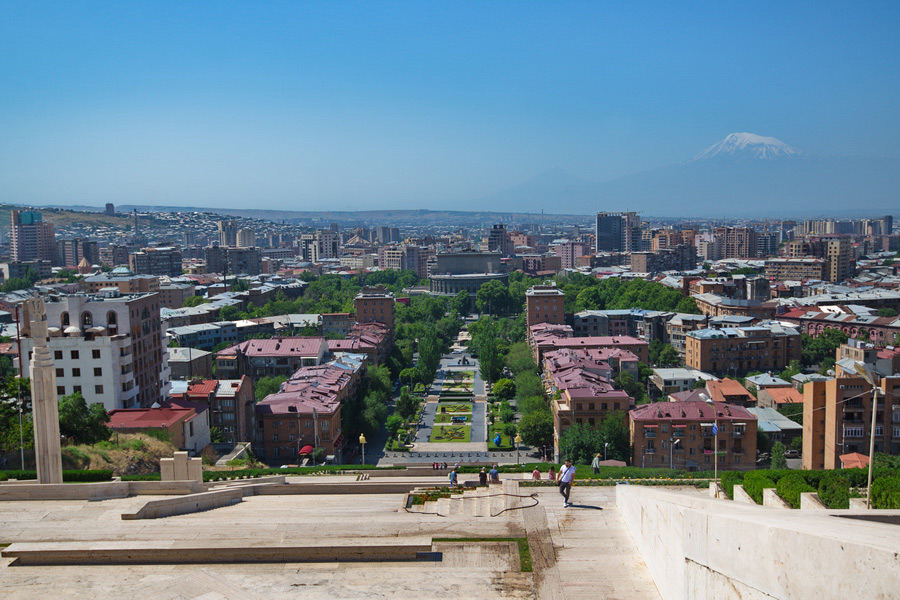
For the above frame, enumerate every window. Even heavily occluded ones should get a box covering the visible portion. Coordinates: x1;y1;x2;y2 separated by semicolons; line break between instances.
92;350;101;359
289;434;296;441
57;386;65;395
54;351;63;360
189;422;194;437
73;386;82;394
95;385;104;394
273;447;280;457
320;421;329;431
94;367;102;377
55;368;64;377
275;420;282;427
70;350;79;360
305;421;312;428
72;368;81;377
272;434;279;442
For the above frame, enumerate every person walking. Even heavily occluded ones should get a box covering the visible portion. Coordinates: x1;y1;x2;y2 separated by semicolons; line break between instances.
547;466;555;481
478;467;488;486
531;467;541;480
591;453;602;475
489;464;500;484
557;459;576;507
449;468;458;487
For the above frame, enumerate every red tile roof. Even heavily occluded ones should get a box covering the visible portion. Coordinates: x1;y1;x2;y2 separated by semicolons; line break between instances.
839;452;869;469
764;387;804;405
630;401;756;422
706;378;755;403
217;337;326;358
108;406;196;429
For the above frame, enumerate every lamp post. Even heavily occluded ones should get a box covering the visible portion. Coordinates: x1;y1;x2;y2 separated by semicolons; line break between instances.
704;395;718;482
359;433;367;466
514;433;522;464
603;442;609;462
853;362;880;509
669;437;680;469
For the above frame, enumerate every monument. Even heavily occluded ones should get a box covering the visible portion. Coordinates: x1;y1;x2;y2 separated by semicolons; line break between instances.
26;297;63;484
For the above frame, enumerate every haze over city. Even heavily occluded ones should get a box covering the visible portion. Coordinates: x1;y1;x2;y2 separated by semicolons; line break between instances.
1;1;898;214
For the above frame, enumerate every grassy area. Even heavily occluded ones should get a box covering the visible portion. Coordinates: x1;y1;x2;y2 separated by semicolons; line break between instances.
487;424;514;451
435;413;470;423
54;433;177;476
429;425;472;443
436;403;472;413
433;537;532;573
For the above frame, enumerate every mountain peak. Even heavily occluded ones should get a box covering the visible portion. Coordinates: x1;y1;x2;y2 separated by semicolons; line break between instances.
689;132;804;162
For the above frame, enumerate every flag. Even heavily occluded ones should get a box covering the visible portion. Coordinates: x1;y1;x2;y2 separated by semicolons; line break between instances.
712;424;718;435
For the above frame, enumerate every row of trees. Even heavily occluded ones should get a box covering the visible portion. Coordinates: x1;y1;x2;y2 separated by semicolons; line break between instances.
557;413;630;464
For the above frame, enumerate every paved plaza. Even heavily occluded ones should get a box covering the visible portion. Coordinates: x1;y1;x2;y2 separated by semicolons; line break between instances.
0;476;663;599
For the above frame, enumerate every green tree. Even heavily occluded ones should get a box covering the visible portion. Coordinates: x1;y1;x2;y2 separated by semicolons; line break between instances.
800;328;849;367
597;410;630;462
506;342;538;376
615;370;646;403
398;368;418;386
876;307;898;318
58;392;111;445
514;371;544;400
182;295;209;308
657;345;680;367
416;330;442;385
472;318;503;384
255;376;287;401
771;441;787;469
475;280;513;315
492;378;516;400
518;395;549;416
517;410;553;447
385;414;403;439
449;290;472;316
209;427;225;443
396;386;419;420
362;391;388;435
778;403;803;426
558;423;603;464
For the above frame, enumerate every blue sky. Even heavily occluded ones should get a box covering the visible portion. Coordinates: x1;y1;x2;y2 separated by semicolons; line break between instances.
0;1;897;210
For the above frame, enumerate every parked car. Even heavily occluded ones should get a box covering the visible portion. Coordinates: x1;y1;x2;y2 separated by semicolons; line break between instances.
784;449;800;459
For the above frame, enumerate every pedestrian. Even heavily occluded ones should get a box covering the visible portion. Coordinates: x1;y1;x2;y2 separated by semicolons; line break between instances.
531;467;541;480
557;459;576;507
479;467;488;486
548;466;555;481
489;464;499;484
591;453;602;475
449;468;458;487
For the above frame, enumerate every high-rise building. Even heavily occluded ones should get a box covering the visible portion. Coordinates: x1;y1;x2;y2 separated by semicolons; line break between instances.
236;228;255;248
104;203;115;216
217;220;239;247
11;210;56;263
375;226;400;244
595;212;640;253
824;237;853;282
313;230;340;262
205;246;261;276
487;224;514;256
714;227;758;259
57;238;100;268
99;244;130;268
377;244;429;278
129;247;183;276
182;231;198;247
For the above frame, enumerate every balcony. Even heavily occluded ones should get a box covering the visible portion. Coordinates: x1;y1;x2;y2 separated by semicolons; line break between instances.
733;429;744;438
672;429;686;438
644;448;656;455
643;430;657;438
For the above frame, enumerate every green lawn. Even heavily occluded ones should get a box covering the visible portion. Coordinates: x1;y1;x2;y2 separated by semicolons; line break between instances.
436;403;472;413
435;413;471;423
429;425;472;443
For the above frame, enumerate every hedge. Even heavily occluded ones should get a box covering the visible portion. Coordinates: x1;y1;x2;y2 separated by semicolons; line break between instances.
0;469;113;482
776;473;815;509
120;474;162;481
720;471;744;500
817;474;850;509
742;472;777;504
870;476;900;509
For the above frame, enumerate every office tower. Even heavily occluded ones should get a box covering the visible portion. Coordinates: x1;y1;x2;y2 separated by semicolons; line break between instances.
11;210;56;262
236;228;255;248
595;212;640;253
217;220;239;247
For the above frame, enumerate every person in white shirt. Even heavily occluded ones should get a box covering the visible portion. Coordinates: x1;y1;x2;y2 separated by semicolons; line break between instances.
557;459;576;507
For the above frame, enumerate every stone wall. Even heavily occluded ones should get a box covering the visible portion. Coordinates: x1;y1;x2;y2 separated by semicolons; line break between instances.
616;485;900;600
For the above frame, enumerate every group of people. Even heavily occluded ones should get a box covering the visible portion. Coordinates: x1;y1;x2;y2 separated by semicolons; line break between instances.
431;462;449;470
447;460;578;508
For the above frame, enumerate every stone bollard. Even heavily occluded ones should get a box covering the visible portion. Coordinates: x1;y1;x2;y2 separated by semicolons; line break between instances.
799;492;827;510
708;481;725;499
732;484;756;504
849;497;868;509
763;488;791;508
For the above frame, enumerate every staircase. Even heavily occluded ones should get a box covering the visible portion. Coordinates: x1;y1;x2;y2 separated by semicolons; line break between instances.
406;484;520;518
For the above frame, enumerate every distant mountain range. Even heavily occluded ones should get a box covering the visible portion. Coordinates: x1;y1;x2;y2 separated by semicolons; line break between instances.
469;133;899;217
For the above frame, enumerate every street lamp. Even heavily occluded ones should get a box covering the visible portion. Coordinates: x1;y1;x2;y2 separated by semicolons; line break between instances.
853;361;880;509
514;433;522;464
359;433;367;466
703;394;719;482
669;437;680;469
603;442;609;462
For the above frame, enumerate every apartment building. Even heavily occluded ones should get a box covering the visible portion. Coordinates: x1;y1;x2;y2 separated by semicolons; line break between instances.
528;323;650;363
354;286;395;332
764;258;827;281
129;247;183;277
19;291;170;410
684;324;801;375
525;283;566;327
10;210;56;263
714;227;758;259
595;212;641;253
215;336;329;380
630;401;757;470
802;375;900;470
170;377;255;444
79;269;160;294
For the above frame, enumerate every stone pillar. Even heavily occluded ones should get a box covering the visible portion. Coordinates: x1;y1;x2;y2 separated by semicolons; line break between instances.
27;298;63;484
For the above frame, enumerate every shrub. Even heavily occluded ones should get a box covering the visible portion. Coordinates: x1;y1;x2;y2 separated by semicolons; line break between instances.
742;472;777;504
776;473;815;508
120;474;162;481
818;474;850;509
0;472;7;481
63;469;113;482
720;471;744;500
870;475;900;509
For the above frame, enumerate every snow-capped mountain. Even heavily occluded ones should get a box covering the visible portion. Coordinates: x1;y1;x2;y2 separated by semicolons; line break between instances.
688;132;805;162
469;132;898;216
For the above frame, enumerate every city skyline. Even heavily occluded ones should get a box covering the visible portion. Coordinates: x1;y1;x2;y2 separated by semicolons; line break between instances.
1;2;898;213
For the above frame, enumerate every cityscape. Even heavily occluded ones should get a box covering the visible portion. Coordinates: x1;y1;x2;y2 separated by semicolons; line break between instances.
0;3;898;600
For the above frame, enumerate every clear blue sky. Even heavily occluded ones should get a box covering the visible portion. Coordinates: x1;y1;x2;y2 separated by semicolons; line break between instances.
1;1;897;210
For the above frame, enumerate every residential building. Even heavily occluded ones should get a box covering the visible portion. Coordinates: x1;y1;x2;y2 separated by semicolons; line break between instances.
704;378;756;407
215;337;329;380
487;224;514;256
528;323;650;363
714;227;758;259
57;238;100;268
0;260;53;281
375;226;400;244
378;244;429;278
764;258;827;281
205;246;262;276
757;386;804;409
553;241;589;269
525;283;566;327
321;313;353;337
572;309;672;341
167;347;213;380
18;291;170;410
595;212;641;253
354;286;395;332
802;375;900;470
99;244;130;267
217;220;239;247
108;402;210;455
158;283;195;309
129;247;183;277
629;401;757;470
650;368;719;396
684;324;801;375
10;210;56;263
170;377;255;444
79;269;160;294
630;246;697;273
777;307;900;347
236;228;256;248
747;406;803;446
327;322;392;365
